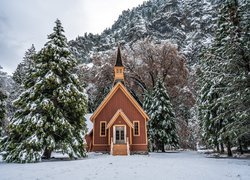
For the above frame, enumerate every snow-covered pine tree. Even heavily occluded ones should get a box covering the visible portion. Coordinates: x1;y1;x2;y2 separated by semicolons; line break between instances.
198;28;225;151
9;45;37;121
143;90;153;150
0;66;15;137
1;19;88;163
198;1;236;155
198;0;250;156
0;90;5;134
198;78;223;152
143;90;152;115
182;0;216;65
0;90;6;136
237;0;250;149
0;68;7;136
13;44;36;85
148;79;179;152
216;0;250;154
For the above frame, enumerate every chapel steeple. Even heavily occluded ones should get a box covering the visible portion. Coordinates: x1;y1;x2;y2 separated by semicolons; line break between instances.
114;46;124;84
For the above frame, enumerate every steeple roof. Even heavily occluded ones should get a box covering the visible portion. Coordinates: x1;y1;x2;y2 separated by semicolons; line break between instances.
115;46;123;67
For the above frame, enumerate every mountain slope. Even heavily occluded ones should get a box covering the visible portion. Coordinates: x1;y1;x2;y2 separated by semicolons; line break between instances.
69;0;220;65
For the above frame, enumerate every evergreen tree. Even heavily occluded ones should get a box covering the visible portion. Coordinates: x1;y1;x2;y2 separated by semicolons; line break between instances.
143;90;152;115
198;0;250;156
0;19;88;163
13;44;36;85
0;67;7;136
0;89;6;136
198;76;224;152
0;90;6;135
0;66;15;136
147;79;179;152
10;45;37;120
0;92;6;136
218;0;250;154
143;90;153;150
182;0;216;65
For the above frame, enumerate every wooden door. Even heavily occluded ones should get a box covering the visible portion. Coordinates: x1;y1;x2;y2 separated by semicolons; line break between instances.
115;126;125;144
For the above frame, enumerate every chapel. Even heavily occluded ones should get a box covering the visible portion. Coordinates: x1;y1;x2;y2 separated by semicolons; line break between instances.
86;47;149;155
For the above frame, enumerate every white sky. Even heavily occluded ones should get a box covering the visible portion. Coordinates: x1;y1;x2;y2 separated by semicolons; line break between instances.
0;0;146;74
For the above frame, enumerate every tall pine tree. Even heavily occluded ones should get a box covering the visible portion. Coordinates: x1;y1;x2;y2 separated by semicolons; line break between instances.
143;90;153;150
143;90;152;115
147;79;179;152
0;67;7;136
10;45;37;119
0;91;6;137
218;0;250;154
0;90;6;136
0;19;88;163
0;75;7;136
13;44;36;85
199;0;250;156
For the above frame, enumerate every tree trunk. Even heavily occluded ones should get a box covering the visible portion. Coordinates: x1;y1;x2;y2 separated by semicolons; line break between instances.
43;148;52;159
161;144;165;152
227;142;232;157
216;144;220;152
238;139;243;155
220;143;224;153
243;142;248;152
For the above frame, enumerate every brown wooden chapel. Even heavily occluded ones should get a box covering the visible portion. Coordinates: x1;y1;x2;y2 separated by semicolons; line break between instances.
85;47;149;155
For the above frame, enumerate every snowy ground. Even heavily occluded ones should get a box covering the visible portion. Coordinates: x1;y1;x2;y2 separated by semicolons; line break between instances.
1;151;250;180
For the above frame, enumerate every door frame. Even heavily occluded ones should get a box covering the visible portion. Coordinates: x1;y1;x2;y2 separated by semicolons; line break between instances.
113;125;126;144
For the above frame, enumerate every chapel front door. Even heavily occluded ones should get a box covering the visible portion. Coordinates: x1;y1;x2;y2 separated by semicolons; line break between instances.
115;126;125;144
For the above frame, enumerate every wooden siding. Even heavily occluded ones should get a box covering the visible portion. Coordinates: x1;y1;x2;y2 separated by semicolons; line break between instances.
94;88;146;145
93;120;109;145
130;144;148;152
92;145;109;152
85;133;93;152
132;120;146;145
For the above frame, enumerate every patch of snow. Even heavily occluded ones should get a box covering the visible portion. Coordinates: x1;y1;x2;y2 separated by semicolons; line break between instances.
87;63;94;68
84;113;93;134
233;153;250;159
51;152;70;159
1;152;250;180
206;153;228;158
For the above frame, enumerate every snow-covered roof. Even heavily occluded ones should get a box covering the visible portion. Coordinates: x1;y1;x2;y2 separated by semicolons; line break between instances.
84;113;93;134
